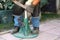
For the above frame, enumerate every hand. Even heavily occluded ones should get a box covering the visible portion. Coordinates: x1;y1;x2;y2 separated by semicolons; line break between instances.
32;0;40;6
12;0;16;1
26;5;34;13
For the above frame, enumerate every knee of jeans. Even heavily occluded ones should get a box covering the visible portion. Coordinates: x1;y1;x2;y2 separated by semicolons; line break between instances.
14;22;19;26
31;17;40;27
14;15;23;26
19;16;23;21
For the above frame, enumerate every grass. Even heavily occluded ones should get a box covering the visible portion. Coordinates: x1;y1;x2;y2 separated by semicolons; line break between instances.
41;14;60;21
0;22;14;32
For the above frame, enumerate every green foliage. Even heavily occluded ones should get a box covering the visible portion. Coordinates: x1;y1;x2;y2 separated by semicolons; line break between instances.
0;22;14;32
41;14;60;21
40;0;48;8
0;0;14;10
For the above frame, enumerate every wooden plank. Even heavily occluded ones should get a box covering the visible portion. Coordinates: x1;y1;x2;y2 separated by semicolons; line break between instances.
0;30;13;35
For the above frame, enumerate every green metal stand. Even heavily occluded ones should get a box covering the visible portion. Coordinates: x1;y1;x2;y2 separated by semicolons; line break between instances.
13;11;38;38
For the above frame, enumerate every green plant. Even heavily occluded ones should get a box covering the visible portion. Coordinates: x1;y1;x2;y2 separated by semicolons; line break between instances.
40;0;48;8
0;0;14;31
0;0;14;10
41;14;60;21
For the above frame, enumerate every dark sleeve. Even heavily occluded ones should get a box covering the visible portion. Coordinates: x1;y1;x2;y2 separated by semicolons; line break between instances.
12;0;28;15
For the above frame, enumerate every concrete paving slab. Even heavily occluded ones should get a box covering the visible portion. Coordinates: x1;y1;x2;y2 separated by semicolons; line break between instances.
0;19;60;40
22;32;58;40
45;26;60;36
43;20;60;36
40;20;60;32
0;32;58;40
0;33;20;40
0;36;6;40
55;37;60;40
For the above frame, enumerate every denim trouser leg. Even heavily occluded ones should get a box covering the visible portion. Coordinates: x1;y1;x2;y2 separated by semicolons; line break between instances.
31;17;40;28
14;15;23;28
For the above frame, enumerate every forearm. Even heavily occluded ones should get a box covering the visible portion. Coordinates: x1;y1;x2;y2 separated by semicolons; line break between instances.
31;0;40;6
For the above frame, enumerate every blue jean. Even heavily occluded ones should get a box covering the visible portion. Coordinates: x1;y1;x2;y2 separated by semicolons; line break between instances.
14;15;23;27
14;15;40;28
31;17;40;28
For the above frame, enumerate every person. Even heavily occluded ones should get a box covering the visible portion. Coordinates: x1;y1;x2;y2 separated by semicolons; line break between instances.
12;0;40;34
12;0;27;34
25;0;40;34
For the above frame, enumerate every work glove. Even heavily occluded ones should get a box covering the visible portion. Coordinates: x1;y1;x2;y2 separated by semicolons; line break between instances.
25;5;34;13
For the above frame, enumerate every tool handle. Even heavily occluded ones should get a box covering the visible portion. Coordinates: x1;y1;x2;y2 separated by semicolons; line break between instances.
13;1;33;13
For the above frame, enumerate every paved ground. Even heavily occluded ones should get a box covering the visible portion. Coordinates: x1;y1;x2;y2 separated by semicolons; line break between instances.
0;19;60;40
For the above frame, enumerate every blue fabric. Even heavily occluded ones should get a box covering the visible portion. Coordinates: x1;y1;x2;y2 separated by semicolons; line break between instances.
14;15;23;27
31;17;40;27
